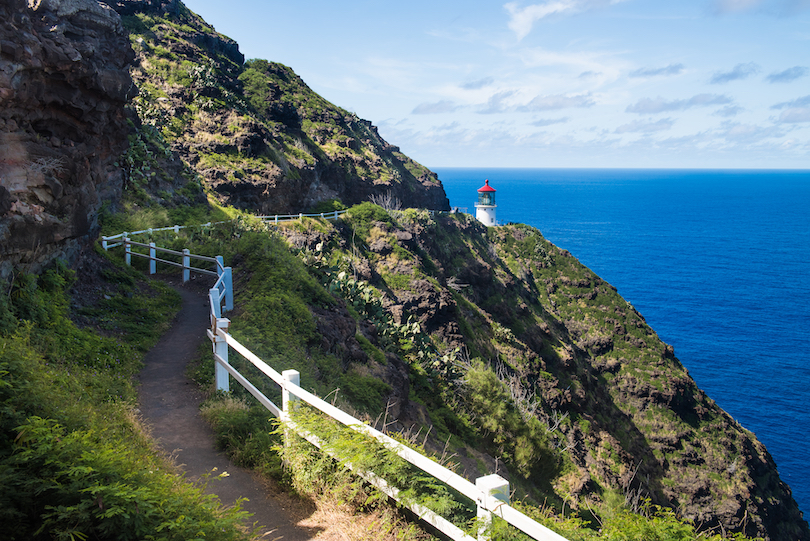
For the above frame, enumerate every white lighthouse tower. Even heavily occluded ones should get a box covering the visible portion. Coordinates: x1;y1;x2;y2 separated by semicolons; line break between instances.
475;179;497;226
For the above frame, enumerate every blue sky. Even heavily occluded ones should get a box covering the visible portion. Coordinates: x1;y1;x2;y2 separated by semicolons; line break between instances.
182;0;810;168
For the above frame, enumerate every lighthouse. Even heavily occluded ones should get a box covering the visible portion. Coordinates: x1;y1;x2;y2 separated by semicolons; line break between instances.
475;179;497;226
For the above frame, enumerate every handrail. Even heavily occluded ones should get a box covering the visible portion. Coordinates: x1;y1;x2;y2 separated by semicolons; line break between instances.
100;210;350;247
211;326;568;541
100;236;233;315
256;209;348;223
98;222;568;541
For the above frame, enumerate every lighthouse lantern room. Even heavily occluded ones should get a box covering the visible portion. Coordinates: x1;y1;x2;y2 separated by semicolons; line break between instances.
475;179;497;226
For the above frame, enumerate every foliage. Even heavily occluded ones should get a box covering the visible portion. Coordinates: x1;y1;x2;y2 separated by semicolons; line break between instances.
459;361;560;482
0;258;251;539
345;202;394;240
2;417;249;541
308;198;348;214
277;407;471;528
200;395;282;479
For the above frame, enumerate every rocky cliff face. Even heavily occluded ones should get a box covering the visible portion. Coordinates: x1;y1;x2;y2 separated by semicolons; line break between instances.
3;1;806;539
114;0;449;215
278;212;809;541
0;0;135;279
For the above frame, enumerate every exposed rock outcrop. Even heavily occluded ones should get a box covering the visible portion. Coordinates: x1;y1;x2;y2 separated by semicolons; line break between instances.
112;2;449;215
0;0;135;279
275;214;809;541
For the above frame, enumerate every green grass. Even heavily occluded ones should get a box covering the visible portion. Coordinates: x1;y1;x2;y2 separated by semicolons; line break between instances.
0;258;251;539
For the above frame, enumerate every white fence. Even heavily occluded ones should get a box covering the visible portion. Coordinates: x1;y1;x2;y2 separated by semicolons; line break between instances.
100;210;350;248
101;237;233;314
100;227;568;541
209;322;568;541
257;209;347;224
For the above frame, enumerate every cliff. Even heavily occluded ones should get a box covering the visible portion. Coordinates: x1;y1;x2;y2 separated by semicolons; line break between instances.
0;0;135;279
116;0;449;215
267;208;809;541
0;0;448;279
0;1;807;539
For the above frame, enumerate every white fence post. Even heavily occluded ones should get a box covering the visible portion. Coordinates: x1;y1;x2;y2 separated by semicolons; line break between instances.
102;237;108;251
282;369;300;448
299;213;303;220
174;225;180;234
209;288;221;319
213;316;230;392
282;370;300;418
124;236;131;266
476;474;510;541
182;249;190;282
149;242;156;274
224;266;233;312
334;210;339;219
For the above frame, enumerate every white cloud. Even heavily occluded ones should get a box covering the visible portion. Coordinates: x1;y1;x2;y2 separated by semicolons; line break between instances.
505;1;580;40
629;63;685;78
514;47;628;85
460;77;495;90
531;117;570;126
478;91;517;114
615;118;675;133
710;62;760;84
626;94;732;113
771;95;810;109
519;92;595;111
718;121;785;141
766;66;809;83
714;105;744;117
412;100;459;114
504;0;627;40
777;107;810;122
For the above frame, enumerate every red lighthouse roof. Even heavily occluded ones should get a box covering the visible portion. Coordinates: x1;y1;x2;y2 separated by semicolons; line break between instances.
477;179;496;192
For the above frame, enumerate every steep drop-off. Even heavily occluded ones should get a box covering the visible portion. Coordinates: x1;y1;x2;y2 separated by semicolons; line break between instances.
265;208;809;541
1;0;807;539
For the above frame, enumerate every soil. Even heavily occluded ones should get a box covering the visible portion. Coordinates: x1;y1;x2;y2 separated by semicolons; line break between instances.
137;278;319;540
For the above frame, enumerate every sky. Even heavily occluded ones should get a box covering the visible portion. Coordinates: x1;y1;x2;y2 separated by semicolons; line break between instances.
181;0;810;169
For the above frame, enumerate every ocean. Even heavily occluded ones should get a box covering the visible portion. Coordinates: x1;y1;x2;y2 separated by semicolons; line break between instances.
434;167;810;518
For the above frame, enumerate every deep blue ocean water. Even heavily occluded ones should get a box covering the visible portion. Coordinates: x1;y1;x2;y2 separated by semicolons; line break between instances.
434;167;810;518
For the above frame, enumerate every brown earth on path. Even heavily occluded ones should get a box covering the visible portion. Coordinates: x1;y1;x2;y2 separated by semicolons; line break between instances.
137;278;318;540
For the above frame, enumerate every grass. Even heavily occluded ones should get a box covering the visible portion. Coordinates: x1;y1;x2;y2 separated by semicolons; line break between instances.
0;257;251;539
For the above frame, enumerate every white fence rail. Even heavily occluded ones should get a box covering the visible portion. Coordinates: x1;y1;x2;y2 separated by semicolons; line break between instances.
101;237;233;315
208;324;568;541
100;210;350;248
257;209;348;224
100;226;568;541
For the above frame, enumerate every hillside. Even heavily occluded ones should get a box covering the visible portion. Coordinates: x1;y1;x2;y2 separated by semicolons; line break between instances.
116;0;448;215
258;207;807;540
0;0;807;539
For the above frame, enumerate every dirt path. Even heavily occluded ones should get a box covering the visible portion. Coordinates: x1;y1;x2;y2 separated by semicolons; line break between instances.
137;281;319;540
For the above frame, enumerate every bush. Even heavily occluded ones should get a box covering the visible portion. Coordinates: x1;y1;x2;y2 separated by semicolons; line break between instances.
0;260;251;540
345;202;393;239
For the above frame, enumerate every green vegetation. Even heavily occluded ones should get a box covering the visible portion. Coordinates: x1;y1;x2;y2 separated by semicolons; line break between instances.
74;1;786;535
0;257;251;539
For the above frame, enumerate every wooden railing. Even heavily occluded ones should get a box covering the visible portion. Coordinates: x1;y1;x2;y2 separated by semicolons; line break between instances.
101;237;233;316
101;225;568;541
209;323;568;541
100;210;350;249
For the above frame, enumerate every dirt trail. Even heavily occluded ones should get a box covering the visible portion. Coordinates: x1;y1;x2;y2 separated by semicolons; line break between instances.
137;281;319;540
